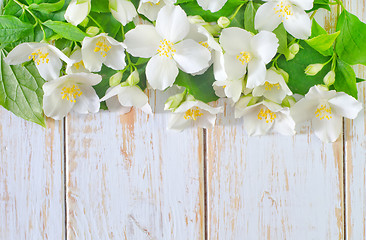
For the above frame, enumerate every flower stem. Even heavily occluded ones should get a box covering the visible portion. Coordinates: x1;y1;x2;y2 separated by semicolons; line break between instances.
88;15;104;33
121;26;134;72
230;2;247;21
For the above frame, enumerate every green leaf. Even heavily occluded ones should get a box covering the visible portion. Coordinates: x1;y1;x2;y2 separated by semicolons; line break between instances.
174;66;219;103
0;50;46;127
356;77;365;83
273;24;287;55
309;0;330;11
43;20;87;41
336;10;366;66
334;58;358;99
178;0;243;22
243;1;259;33
305;31;340;56
0;15;34;45
89;12;121;38
277;41;332;95
91;0;109;13
310;19;327;38
28;0;65;13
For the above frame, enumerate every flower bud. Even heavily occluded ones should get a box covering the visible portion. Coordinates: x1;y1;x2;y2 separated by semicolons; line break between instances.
79;17;89;28
218;17;230;28
282;96;296;108
165;91;187;111
61;47;71;56
286;43;300;60
86;26;100;37
187;15;206;25
127;70;140;86
323;70;336;86
109;71;123;87
305;63;324;76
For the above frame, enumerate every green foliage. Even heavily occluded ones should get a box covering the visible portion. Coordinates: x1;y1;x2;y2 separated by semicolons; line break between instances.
0;49;46;126
177;0;243;22
305;31;340;56
174;66;219;103
43;20;87;41
243;1;260;33
28;0;65;13
310;0;331;11
336;10;366;66
91;0;109;13
0;15;33;47
334;59;358;99
273;24;288;55
277;41;332;95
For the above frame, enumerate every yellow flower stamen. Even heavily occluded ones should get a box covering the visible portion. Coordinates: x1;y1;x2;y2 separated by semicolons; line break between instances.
184;107;203;121
257;108;277;123
157;39;176;59
94;38;111;57
264;82;281;91
315;104;332;120
61;85;83;103
199;41;209;49
28;49;50;65
274;1;293;21
74;60;85;70
236;51;251;65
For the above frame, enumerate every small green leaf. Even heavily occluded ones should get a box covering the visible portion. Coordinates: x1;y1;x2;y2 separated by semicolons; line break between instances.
174;66;219;103
277;41;332;95
91;0;109;13
243;1;259;33
356;77;365;83
43;20;87;41
273;24;287;55
310;19;328;38
0;15;34;45
309;0;330;11
305;31;340;56
178;0;243;22
0;50;46;127
336;10;366;66
334;58;358;99
28;0;65;13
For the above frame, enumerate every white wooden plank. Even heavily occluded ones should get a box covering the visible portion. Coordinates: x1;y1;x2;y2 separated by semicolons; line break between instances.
65;89;205;240
207;100;344;239
343;1;366;238
0;109;65;239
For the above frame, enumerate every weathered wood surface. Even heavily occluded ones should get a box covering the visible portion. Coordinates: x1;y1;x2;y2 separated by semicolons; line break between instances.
65;90;205;240
207;100;344;239
343;1;366;239
0;109;64;239
2;2;366;240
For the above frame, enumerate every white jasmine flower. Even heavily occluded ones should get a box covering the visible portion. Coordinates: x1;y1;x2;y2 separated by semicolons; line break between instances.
66;47;89;74
255;0;313;39
100;85;152;114
137;0;175;21
166;96;223;131
219;27;279;88
109;0;137;26
64;0;91;26
124;5;211;90
213;78;244;103
235;97;295;136
42;73;102;120
252;68;292;104
197;0;228;12
291;85;362;142
186;21;224;77
5;42;72;81
82;33;126;72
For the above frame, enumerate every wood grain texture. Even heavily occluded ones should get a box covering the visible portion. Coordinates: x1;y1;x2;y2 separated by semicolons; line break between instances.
343;1;366;239
65;89;205;240
207;100;344;240
0;109;65;240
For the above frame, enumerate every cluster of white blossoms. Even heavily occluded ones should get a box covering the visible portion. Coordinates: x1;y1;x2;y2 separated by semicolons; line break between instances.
4;0;364;142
